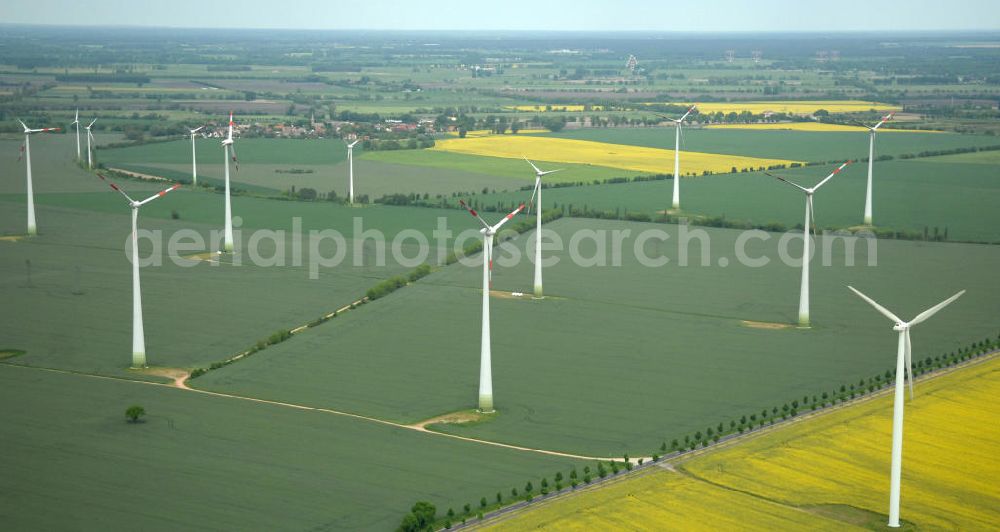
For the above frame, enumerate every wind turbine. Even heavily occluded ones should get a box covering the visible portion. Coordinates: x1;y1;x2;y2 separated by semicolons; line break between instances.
458;199;525;412
346;139;360;204
847;286;965;528
860;112;894;226
85;118;97;169
71;109;81;161
766;161;851;327
18;120;60;236
221;112;238;253
524;158;562;298
188;125;204;187
97;173;181;368
659;105;696;210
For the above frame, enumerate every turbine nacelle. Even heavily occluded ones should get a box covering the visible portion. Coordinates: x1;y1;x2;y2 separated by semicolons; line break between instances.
892;322;909;332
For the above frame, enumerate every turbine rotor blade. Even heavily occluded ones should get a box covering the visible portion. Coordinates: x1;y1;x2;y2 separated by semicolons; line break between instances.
523;157;544;175
909;290;965;326
765;172;809;193
88;118;98;127
18;119;28;131
539;168;563;176
97;173;136;204
526;179;540;215
905;329;914;400
138;184;182;206
228;144;239;172
808;194;818;239
487;242;493;288
678;105;697;122
459;199;491;230
873;112;895;130
490;203;526;232
847;286;903;324
813;160;851;191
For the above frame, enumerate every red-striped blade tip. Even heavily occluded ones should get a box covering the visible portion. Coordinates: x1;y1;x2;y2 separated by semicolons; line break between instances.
459;199;478;216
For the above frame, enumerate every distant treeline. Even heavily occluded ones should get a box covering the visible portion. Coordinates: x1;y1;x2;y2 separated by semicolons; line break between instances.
206;65;252;72
311;64;363;73
54;73;151;83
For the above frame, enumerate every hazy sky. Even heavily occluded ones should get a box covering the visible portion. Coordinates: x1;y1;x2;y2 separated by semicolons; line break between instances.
6;0;1000;31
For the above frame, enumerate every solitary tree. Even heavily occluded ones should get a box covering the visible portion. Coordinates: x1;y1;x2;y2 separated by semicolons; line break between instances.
125;405;145;423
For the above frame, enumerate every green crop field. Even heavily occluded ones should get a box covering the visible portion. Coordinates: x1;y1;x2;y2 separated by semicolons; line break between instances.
0;184;476;378
102;137;349;166
472;159;1000;243
0;365;581;530
193;217;1000;456
529;127;1000;162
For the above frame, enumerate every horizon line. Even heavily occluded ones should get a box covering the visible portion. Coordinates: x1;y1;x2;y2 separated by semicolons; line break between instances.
3;23;1000;34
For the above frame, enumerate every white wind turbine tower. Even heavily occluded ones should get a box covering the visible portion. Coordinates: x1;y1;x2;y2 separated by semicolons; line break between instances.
221;112;238;253
524;158;562;298
18;120;60;236
97;173;181;368
71;109;81;161
85;118;97;169
188;125;204;187
847;286;965;528
766;161;851;327
660;105;696;210
860;112;894;225
459;199;526;412
346;139;360;204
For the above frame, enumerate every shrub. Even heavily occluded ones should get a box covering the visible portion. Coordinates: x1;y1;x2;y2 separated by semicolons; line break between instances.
125;405;145;423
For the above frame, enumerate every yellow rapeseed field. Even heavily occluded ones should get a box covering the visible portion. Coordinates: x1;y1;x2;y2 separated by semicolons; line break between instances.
644;100;900;115
684;356;1000;530
507;105;603;112
705;122;936;133
481;471;850;531
480;356;1000;530
431;136;798;175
